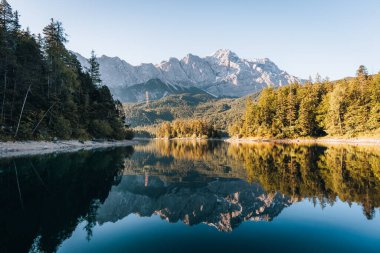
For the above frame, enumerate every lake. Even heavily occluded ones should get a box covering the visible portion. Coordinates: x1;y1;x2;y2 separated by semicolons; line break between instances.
1;140;380;253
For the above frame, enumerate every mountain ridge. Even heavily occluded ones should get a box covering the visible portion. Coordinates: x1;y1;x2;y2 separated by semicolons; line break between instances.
75;49;304;101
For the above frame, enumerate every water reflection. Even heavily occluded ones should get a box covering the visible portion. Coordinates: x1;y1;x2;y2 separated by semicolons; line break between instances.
130;140;380;220
1;140;380;252
116;141;380;230
0;147;134;253
97;176;292;232
228;143;380;219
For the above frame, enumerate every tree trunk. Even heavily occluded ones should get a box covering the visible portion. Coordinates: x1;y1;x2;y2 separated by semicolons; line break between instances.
14;161;24;209
10;79;16;121
1;70;7;123
32;103;55;135
338;109;343;135
14;84;31;138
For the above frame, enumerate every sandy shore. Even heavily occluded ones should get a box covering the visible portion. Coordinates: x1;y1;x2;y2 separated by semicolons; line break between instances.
0;140;138;158
225;137;380;146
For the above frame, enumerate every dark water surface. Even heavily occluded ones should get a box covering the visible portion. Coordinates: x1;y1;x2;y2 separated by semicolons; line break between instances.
1;140;380;253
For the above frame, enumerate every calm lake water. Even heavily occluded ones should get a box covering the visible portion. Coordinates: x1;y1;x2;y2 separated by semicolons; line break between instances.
1;140;380;253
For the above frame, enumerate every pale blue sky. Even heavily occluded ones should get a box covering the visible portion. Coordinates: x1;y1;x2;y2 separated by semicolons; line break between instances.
9;0;380;80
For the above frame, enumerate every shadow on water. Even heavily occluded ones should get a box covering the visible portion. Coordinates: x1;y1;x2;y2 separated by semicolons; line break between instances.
1;140;380;252
0;147;134;253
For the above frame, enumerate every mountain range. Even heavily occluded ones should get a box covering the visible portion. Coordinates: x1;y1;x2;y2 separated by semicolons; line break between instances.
75;49;304;102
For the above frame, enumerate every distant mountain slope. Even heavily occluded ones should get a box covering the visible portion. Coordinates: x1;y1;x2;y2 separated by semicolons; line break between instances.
123;92;260;135
75;49;304;101
114;79;213;103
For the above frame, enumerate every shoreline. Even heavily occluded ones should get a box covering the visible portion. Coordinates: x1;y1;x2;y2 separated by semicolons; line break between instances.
152;137;223;141
135;136;380;146
225;137;380;146
0;140;138;158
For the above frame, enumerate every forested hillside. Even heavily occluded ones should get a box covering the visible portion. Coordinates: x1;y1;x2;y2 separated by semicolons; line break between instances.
124;92;260;137
0;1;132;140
229;66;380;138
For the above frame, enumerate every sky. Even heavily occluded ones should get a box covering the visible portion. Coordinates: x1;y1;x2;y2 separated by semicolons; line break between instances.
9;0;380;80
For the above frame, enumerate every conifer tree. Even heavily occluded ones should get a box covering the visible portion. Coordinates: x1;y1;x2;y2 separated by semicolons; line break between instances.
357;65;369;80
88;50;101;86
297;88;316;136
0;0;17;124
242;98;255;136
0;0;13;31
287;84;298;133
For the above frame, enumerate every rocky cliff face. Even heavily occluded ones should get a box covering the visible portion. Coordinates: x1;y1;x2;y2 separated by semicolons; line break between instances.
75;49;303;101
96;176;294;232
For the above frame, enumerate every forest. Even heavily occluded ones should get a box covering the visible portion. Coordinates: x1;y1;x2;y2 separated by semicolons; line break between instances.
0;1;132;141
156;119;219;139
229;66;380;138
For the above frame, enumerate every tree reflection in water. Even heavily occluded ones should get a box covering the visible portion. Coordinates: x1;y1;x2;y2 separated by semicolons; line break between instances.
227;143;380;219
0;147;134;253
130;140;380;220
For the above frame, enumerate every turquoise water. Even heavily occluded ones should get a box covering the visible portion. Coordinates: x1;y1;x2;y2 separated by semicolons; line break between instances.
1;140;380;253
59;203;380;253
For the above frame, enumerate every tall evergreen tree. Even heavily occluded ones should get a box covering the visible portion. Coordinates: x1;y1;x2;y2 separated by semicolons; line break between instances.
242;98;256;136
357;65;369;80
0;0;18;125
88;50;101;86
0;0;13;31
287;84;298;130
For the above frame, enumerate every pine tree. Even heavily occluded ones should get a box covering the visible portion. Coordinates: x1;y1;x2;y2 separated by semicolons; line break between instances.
0;0;18;125
357;65;368;80
88;50;101;86
242;98;256;136
297;88;316;136
258;88;276;134
274;88;288;135
12;10;20;31
0;0;13;31
367;73;380;130
287;84;298;135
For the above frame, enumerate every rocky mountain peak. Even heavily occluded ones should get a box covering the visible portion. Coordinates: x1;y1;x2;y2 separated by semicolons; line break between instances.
74;50;304;101
212;49;239;62
182;53;201;64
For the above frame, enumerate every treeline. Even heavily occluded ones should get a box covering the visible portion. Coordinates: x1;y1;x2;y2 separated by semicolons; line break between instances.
156;119;219;139
0;1;132;140
229;66;380;138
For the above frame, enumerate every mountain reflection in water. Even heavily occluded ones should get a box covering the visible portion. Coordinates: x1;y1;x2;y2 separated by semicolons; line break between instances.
1;140;380;253
96;176;292;232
